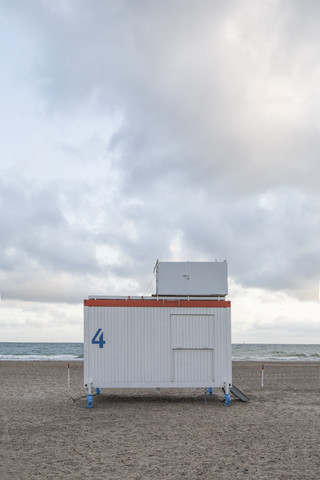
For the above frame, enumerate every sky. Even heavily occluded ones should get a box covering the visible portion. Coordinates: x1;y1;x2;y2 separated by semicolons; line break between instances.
1;0;320;343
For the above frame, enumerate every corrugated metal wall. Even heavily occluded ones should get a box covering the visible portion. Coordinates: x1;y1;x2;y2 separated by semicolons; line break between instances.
84;305;231;390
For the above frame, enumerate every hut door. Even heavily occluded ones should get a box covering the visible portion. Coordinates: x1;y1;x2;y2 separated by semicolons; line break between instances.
170;314;215;382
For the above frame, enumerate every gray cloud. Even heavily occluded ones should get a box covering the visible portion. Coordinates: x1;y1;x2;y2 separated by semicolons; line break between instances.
1;0;320;306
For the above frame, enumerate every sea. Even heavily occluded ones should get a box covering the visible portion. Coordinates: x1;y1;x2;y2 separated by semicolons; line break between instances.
0;343;319;362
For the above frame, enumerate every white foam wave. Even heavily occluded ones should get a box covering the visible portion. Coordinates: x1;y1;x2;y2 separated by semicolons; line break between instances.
0;354;83;361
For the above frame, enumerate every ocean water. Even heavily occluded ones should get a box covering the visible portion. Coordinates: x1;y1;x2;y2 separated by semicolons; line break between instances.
0;343;83;361
0;343;319;362
232;344;320;362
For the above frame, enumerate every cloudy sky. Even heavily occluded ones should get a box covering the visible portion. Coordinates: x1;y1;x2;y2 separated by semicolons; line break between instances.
1;0;320;343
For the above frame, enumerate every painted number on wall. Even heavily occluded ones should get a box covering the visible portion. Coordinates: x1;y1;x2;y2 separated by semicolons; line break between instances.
91;328;106;348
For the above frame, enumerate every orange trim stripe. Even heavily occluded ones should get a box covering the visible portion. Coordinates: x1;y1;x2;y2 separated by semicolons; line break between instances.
84;299;231;308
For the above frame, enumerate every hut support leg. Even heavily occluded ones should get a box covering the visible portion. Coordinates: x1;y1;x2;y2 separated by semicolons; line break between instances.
224;382;231;406
86;383;93;408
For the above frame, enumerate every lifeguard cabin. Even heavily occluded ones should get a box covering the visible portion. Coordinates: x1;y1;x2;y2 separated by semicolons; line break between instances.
84;261;233;407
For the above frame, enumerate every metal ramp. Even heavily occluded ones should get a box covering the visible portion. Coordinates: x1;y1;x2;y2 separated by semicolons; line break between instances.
230;385;250;402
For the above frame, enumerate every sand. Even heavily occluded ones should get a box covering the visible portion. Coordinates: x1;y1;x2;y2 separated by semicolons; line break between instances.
1;361;319;479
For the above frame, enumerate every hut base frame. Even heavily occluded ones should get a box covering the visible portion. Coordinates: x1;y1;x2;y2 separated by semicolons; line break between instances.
85;381;232;408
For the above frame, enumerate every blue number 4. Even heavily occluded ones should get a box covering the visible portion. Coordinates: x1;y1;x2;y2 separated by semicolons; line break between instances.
91;328;106;348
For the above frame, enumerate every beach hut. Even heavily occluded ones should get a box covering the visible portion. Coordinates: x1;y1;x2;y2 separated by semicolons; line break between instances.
84;261;232;407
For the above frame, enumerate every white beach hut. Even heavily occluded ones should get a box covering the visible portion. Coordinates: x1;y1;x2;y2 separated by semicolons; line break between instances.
84;261;233;407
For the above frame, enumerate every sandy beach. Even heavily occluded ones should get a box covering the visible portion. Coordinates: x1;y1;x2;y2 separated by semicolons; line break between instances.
1;361;319;479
